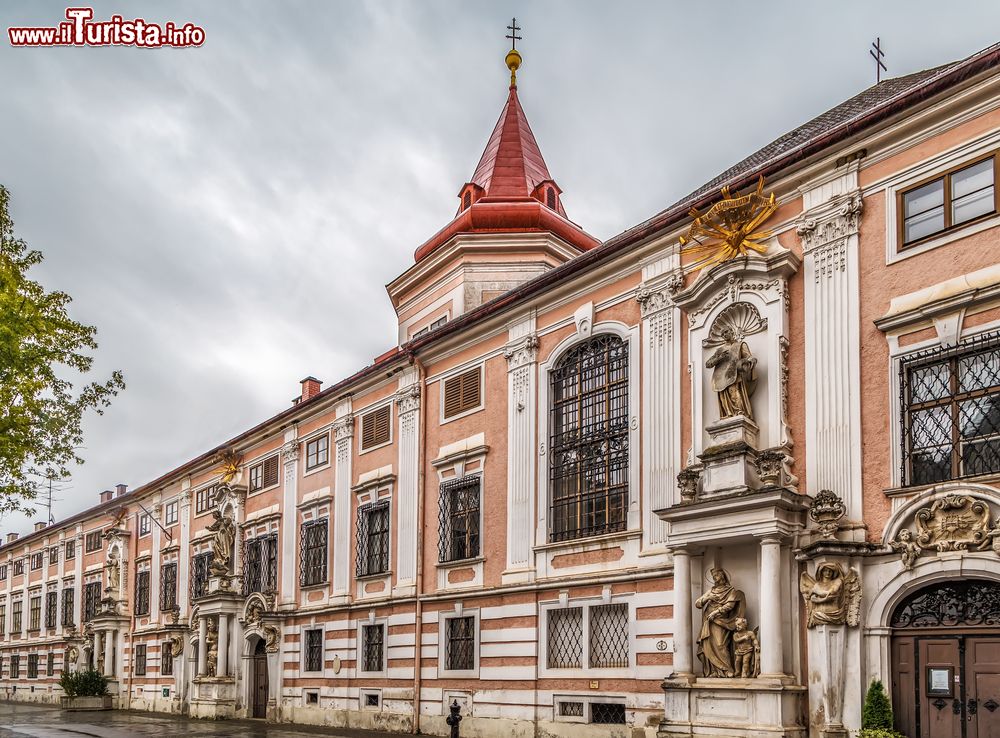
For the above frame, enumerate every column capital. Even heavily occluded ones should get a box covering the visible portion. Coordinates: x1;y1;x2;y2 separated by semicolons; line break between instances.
333;414;355;442
395;384;421;415
756;533;786;546
281;439;300;464
503;333;539;369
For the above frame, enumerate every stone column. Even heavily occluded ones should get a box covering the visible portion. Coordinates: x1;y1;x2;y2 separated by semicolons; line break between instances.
104;629;115;677
758;536;784;677
197;616;208;677
504;326;538;582
217;613;229;677
671;548;694;676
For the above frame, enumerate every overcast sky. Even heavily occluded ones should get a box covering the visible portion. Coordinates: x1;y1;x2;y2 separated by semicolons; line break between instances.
1;1;998;534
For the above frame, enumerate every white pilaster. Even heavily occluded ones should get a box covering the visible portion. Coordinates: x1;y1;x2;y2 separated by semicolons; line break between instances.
56;533;65;637
104;628;115;677
332;405;354;598
280;433;299;607
178;488;192;616
395;380;421;588
504;314;538;582
758;536;784;677
217;613;229;677
798;170;863;520
150;501;162;624
73;532;83;627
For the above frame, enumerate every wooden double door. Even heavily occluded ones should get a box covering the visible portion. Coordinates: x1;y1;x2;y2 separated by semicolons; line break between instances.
251;638;268;719
892;634;1000;738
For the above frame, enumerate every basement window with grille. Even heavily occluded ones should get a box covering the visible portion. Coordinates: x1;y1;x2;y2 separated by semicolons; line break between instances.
554;696;627;725
360;405;392;451
442;366;482;421
161;643;174;675
900;330;1000;486
545;601;631;672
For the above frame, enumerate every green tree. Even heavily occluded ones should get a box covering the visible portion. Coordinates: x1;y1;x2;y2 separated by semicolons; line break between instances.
862;679;895;730
0;185;124;515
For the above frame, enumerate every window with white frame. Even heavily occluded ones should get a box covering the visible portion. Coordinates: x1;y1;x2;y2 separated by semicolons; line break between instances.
437;476;480;563
195;486;217;515
249;454;280;492
299;520;328;586
64;540;75;560
48;547;58;565
29;552;42;570
305;434;329;471
360;623;385;673
356;501;389;577
163;501;178;526
443;615;476;672
546;601;630;670
554;696;626;725
303;628;323;672
139;514;150;536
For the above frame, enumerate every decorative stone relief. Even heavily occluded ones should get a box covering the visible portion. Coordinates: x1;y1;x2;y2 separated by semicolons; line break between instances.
169;634;184;658
795;191;863;258
503;334;539;369
677;468;701;503
263;623;280;653
395;383;421;416
808;490;847;540
890;494;1000;569
333;414;355;443
281;440;299;464
755;449;786;487
799;563;861;628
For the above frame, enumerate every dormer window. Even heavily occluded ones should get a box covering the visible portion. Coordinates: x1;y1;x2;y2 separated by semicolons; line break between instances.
546;187;556;209
463;191;472;210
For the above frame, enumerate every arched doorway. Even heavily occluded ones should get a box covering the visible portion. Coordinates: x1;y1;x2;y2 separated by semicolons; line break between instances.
250;637;268;719
890;579;1000;738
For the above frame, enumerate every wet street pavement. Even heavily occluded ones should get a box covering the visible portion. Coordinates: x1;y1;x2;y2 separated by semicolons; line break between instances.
0;703;403;738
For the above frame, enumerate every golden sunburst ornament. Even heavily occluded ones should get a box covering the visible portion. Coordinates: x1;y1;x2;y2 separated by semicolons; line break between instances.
678;176;778;269
216;449;243;484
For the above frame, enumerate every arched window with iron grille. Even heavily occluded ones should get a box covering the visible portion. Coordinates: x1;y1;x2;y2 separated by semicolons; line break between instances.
548;334;629;542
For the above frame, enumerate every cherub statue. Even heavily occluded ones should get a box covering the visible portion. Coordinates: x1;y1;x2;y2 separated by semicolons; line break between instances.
799;563;862;628
732;618;760;678
890;528;920;571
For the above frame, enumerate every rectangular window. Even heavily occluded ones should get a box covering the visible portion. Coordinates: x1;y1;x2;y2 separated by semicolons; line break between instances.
29;596;41;631
61;589;75;627
305;434;329;471
361;623;384;673
160;563;178;612
443;366;482;419
161;642;174;676
138;514;150;536
49;547;58;565
65;540;76;560
30;552;42;571
591;703;626;724
134;571;150;616
444;616;476;672
249;455;280;492
356;500;390;577
164;501;178;526
195;486;217;515
45;591;57;629
191;552;213;600
242;535;278;596
299;520;328;586
900;154;997;246
412;315;447;340
134;644;146;676
10;654;19;678
0;564;6;580
901;331;1000;485
304;628;323;672
589;603;630;668
360;405;391;450
547;606;583;668
13;559;24;576
0;604;5;635
85;530;102;553
437;476;481;562
47;651;54;677
27;653;38;679
83;581;101;622
546;603;630;670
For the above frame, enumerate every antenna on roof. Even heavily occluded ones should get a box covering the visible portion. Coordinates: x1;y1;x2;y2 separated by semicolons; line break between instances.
870;37;887;84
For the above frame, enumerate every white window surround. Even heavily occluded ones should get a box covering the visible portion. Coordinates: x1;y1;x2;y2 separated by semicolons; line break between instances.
357;620;388;677
437;361;486;426
437;608;480;679
538;595;636;679
883;129;1000;264
301;627;325;673
247;453;281;494
535;321;641;548
360;687;383;711
552;694;627;724
357;401;394;456
302;431;332;476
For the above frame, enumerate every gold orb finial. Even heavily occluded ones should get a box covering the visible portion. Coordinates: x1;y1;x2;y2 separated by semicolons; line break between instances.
505;48;522;88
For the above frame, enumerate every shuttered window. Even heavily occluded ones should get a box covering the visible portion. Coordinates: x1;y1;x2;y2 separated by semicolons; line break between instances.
443;367;482;419
360;405;391;450
249;454;280;492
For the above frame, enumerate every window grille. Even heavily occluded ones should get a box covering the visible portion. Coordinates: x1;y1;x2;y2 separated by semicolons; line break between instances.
900;331;1000;486
243;534;278;595
49;547;58;565
546;607;583;668
47;651;54;676
11;601;22;632
83;582;101;622
443;367;482;419
549;334;629;542
305;434;329;470
558;701;584;717
27;653;38;679
360;406;391;450
249;455;280;492
304;628;323;672
10;654;19;678
191;551;213;600
364;692;380;707
299;521;328;586
546;187;557;209
85;530;103;552
45;591;57;629
29;597;41;631
134;571;150;616
134;644;146;676
591;703;626;724
160;563;177;612
445;616;475;671
195;485;217;515
356;501;390;577
61;589;74;627
437;476;481;563
589;603;629;667
362;623;384;673
463;191;472;210
65;540;75;560
161;642;173;675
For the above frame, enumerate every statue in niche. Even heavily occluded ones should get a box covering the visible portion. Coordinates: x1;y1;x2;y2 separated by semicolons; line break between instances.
207;508;235;578
104;550;121;600
732;618;760;678
799;563;862;628
704;303;763;422
695;567;748;677
205;618;218;677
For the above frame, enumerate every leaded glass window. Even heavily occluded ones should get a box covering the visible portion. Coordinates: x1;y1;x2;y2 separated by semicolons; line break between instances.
549;334;629;542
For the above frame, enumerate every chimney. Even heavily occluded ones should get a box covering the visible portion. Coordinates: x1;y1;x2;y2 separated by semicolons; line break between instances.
299;376;322;403
100;490;114;503
5;532;18;544
33;522;46;532
116;483;128;498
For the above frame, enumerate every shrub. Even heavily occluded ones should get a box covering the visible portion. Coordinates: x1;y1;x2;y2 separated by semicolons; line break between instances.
862;679;895;730
858;731;907;738
59;669;109;698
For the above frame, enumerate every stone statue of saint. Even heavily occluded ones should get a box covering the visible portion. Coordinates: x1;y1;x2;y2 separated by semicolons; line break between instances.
205;618;218;677
799;563;862;628
695;567;747;677
104;550;121;599
207;509;235;577
732;618;760;678
705;326;757;421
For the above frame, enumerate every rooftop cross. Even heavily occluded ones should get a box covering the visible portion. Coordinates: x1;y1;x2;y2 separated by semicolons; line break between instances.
870;37;887;85
504;18;523;88
505;17;522;50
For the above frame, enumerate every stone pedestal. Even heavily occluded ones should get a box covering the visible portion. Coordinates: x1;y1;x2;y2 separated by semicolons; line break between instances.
189;677;237;719
659;678;806;738
699;415;759;498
